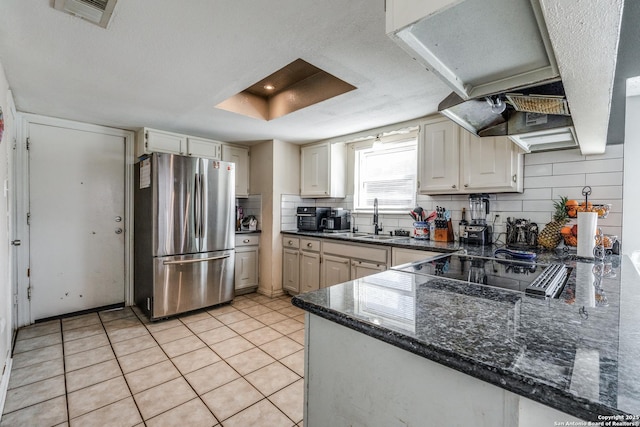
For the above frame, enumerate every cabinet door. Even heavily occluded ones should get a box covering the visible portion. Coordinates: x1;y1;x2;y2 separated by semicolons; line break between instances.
351;260;386;280
222;145;250;198
282;248;300;293
301;143;330;197
235;247;258;290
188;137;222;160
145;129;185;155
418;119;460;193
461;134;520;192
391;248;442;267
300;251;321;294
321;254;351;288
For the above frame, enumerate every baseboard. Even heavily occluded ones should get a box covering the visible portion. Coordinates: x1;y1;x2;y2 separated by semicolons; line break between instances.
0;357;13;419
257;287;285;298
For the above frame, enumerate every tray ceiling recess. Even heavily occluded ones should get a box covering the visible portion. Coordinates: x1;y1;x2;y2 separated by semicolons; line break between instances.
53;0;118;28
215;59;356;121
387;0;560;100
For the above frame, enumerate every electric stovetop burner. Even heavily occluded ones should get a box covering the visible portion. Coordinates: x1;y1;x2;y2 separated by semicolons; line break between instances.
393;253;570;298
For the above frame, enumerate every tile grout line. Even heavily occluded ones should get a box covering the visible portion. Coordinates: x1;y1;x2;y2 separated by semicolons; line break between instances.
58;319;71;425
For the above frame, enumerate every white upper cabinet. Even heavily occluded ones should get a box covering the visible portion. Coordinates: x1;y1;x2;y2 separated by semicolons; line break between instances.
187;136;222;160
222;144;250;198
300;142;346;198
418;118;460;193
418;117;523;194
136;128;223;160
137;128;186;157
461;133;522;192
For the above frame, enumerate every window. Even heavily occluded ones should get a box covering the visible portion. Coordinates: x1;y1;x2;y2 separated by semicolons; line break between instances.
354;138;417;211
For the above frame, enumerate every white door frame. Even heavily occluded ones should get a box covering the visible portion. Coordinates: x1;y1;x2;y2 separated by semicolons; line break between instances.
15;114;134;326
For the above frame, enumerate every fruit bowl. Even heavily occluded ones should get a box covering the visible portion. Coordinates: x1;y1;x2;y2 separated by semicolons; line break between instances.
595;234;617;249
565;203;611;218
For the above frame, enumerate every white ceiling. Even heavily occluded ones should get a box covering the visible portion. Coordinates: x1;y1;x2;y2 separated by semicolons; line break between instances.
0;0;628;152
0;0;450;144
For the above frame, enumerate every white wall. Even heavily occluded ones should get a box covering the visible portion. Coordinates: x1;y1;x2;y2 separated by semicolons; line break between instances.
623;92;640;255
281;145;624;247
0;59;14;414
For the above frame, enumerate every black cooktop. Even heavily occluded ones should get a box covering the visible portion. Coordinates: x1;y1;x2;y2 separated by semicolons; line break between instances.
393;253;568;297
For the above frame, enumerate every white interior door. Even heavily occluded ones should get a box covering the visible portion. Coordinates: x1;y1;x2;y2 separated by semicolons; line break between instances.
29;123;125;320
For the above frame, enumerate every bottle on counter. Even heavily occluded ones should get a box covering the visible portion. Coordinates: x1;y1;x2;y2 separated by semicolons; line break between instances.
459;207;468;242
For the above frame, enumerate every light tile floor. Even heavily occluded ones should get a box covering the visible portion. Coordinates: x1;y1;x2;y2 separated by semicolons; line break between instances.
1;293;306;427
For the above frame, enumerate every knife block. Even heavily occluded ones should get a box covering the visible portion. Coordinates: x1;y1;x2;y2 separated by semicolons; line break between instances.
433;220;454;242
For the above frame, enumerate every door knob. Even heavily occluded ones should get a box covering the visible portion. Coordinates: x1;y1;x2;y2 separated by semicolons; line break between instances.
115;228;123;234
115;216;122;222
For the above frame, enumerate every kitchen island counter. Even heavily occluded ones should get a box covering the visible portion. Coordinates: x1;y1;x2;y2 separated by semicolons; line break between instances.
292;253;640;425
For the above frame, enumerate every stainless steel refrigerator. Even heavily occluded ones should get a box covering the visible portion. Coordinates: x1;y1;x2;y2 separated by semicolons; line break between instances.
134;153;235;320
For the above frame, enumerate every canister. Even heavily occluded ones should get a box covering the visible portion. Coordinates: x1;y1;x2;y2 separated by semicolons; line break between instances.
413;221;430;240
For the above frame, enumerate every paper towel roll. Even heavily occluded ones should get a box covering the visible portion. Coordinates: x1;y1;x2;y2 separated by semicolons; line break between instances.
577;212;598;258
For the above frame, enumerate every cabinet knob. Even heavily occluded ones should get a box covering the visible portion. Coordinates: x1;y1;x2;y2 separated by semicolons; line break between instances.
464;184;469;188
243;239;250;243
307;243;312;247
452;185;457;189
288;240;293;245
512;174;517;182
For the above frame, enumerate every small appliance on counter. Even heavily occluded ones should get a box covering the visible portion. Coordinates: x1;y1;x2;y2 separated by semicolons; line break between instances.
462;194;492;245
506;218;538;248
241;215;257;231
324;208;351;231
296;206;330;231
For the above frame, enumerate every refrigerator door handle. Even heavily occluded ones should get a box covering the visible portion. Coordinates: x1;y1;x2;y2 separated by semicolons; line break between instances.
199;173;205;239
162;254;230;265
194;172;201;239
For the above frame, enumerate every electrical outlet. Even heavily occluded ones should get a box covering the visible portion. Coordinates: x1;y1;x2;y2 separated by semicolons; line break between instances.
494;214;502;225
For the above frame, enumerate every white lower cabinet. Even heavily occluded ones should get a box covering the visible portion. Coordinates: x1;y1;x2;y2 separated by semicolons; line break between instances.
322;254;351;288
235;235;259;294
300;251;321;294
351;260;386;280
391;248;442;266
282;236;393;294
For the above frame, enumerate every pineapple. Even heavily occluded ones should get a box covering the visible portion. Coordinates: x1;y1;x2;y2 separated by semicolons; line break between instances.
537;196;569;249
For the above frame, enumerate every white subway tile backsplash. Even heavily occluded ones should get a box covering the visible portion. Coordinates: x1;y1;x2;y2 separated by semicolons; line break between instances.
585;172;623;187
524;174;585;189
552;158;623;175
524;163;553;177
497;188;553;201
522;200;555;212
525;149;585;165
490;200;524;211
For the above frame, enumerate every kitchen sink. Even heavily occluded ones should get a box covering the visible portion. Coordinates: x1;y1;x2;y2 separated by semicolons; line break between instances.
356;234;404;241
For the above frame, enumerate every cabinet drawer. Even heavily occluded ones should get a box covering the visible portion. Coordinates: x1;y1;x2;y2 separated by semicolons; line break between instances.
236;235;260;247
283;237;300;249
323;241;388;264
300;238;321;252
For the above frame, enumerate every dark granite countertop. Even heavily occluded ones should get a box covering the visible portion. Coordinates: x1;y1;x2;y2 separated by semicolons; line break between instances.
292;248;640;422
281;230;461;252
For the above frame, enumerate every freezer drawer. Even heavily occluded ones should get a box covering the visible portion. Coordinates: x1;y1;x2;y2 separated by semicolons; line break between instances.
150;250;234;319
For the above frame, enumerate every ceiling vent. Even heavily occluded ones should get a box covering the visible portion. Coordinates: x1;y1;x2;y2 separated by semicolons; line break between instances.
53;0;118;28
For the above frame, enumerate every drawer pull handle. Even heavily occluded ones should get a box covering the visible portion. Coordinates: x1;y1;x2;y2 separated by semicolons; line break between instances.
243;239;250;243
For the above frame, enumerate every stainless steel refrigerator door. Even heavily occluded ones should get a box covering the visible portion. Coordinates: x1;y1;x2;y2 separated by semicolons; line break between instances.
152;250;235;319
200;159;236;253
153;154;199;256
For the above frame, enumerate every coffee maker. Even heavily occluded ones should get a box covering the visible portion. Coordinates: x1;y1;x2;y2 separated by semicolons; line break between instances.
462;194;492;245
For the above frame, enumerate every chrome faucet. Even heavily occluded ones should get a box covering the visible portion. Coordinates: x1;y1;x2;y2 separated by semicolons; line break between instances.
373;198;383;235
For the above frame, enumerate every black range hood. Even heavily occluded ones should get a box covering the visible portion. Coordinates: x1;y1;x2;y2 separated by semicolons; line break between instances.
438;81;578;151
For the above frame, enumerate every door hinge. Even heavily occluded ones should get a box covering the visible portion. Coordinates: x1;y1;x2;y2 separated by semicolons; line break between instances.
13;294;18;305
27;212;31;226
27;286;32;300
145;132;149;148
27;268;30;277
26;137;30;150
